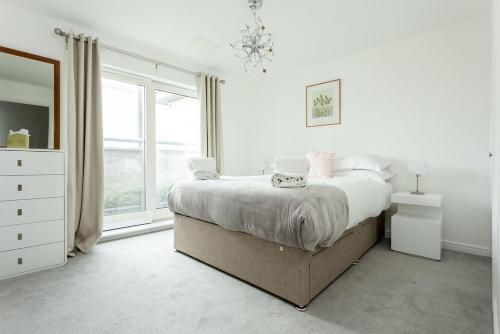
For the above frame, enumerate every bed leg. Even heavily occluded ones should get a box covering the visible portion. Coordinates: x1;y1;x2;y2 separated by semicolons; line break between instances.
295;305;308;312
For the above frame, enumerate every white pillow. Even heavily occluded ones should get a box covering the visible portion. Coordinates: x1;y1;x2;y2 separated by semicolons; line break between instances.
273;156;310;175
380;169;395;181
186;157;216;172
332;169;395;182
333;154;392;173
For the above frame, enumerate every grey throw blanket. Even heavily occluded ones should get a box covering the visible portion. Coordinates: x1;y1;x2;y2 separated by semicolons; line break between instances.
271;173;306;188
168;177;349;251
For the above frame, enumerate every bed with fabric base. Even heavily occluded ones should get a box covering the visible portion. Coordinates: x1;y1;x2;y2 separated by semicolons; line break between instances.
174;212;385;310
168;173;392;310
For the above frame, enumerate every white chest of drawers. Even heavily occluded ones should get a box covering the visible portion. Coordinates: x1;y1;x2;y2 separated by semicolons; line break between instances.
0;149;66;279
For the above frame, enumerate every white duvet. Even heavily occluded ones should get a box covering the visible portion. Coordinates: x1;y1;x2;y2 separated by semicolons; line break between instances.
309;173;392;229
225;171;392;230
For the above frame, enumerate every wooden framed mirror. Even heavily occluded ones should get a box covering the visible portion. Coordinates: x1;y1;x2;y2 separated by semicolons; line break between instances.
0;45;60;149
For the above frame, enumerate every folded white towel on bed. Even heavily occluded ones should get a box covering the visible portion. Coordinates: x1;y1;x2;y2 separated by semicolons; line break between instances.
192;169;219;180
186;157;217;172
186;157;219;180
271;173;307;188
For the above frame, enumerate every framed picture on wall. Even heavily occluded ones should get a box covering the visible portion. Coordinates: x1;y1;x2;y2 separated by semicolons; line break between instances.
306;79;341;127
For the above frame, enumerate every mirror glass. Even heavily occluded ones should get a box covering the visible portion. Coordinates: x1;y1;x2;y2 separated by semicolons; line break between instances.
0;50;56;149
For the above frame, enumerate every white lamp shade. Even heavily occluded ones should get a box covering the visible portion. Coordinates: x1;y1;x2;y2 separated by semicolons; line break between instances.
408;161;427;176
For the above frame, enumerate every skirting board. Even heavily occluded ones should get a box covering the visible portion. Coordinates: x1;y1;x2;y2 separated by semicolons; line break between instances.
441;239;490;257
385;230;490;257
99;220;173;243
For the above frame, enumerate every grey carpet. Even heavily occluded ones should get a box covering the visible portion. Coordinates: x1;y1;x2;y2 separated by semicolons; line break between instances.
0;230;492;334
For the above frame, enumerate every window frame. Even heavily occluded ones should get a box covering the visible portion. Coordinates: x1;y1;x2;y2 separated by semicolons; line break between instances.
102;70;198;230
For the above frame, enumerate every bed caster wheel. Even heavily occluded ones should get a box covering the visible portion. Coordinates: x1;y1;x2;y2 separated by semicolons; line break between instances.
295;305;308;312
353;259;361;265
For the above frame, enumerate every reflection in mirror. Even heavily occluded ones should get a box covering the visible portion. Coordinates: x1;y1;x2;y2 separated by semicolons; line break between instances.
0;49;55;149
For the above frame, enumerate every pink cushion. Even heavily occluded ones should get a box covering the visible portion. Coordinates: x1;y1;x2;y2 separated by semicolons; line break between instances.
306;151;336;178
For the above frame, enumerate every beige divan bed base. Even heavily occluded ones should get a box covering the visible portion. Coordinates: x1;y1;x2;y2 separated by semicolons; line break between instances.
174;213;385;309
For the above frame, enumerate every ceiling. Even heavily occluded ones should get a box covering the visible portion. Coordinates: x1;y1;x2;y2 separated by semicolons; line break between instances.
8;0;490;75
0;51;53;88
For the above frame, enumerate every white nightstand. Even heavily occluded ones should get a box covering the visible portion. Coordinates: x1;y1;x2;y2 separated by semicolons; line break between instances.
390;192;443;260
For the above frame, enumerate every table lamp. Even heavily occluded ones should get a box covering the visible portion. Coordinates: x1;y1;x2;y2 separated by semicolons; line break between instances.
258;161;266;175
408;161;427;195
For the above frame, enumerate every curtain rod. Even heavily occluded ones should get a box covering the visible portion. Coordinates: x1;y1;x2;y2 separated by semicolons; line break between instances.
53;28;225;84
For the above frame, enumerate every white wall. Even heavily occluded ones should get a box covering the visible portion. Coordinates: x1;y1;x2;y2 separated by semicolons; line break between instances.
218;72;263;175
0;2;68;150
0;1;225;152
0;2;492;255
236;17;492;254
0;1;256;177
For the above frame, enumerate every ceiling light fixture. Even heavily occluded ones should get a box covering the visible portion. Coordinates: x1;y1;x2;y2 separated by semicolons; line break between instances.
230;0;275;73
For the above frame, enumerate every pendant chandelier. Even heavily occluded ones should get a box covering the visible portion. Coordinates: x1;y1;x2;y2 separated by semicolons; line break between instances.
230;0;275;73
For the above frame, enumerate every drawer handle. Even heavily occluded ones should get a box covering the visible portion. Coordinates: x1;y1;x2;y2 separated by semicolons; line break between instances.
17;160;22;167
18;233;23;240
17;258;23;265
17;184;22;192
17;209;23;216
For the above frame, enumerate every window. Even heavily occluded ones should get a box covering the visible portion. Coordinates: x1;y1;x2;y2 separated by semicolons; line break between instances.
155;90;200;208
102;78;146;217
102;73;199;230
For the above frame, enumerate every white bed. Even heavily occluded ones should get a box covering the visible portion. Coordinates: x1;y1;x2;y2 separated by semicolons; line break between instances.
223;170;392;231
310;172;392;229
173;171;391;308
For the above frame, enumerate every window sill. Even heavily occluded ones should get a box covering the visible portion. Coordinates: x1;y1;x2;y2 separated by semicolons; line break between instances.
99;219;173;243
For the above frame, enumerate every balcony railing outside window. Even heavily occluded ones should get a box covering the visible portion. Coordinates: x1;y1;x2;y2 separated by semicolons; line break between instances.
103;138;145;216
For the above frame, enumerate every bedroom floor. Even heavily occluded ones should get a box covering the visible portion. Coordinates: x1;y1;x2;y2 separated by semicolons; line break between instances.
0;229;492;334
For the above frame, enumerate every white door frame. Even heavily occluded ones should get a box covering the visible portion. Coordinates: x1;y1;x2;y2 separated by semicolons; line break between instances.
151;81;198;221
102;69;198;229
492;1;499;332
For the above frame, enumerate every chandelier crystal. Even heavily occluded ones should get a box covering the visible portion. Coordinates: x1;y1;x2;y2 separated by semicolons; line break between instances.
230;0;275;73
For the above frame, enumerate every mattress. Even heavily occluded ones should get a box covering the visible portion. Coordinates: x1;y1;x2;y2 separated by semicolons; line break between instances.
222;173;392;229
168;173;391;250
309;174;392;229
167;176;349;251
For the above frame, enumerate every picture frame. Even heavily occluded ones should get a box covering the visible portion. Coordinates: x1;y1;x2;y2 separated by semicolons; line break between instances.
306;79;341;127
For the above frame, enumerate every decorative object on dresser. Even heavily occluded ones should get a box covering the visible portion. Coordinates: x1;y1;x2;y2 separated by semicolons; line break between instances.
390;191;443;260
408;161;427;195
7;129;30;148
0;149;66;279
306;79;341;127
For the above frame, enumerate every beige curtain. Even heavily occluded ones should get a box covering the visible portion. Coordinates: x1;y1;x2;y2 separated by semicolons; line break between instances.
198;74;223;172
67;33;104;255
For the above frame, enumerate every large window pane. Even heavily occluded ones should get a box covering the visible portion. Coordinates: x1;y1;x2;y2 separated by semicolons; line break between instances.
102;78;146;216
155;90;200;208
